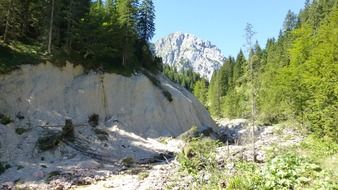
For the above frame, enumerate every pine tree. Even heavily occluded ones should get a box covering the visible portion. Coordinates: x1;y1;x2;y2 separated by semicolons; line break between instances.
208;71;221;117
233;50;246;84
283;10;298;32
116;0;138;66
137;0;155;42
193;80;208;106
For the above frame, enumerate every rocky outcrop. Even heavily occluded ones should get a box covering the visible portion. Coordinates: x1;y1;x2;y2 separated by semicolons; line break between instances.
155;32;224;80
0;62;215;138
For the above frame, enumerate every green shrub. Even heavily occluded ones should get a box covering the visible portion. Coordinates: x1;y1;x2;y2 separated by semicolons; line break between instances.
121;157;134;167
37;120;77;151
61;119;75;142
93;128;109;141
0;43;40;74
162;90;173;102
261;153;336;189
88;114;99;127
37;134;62;151
0;114;12;125
46;171;61;182
138;171;150;180
301;135;338;159
0;162;11;175
177;138;220;175
142;69;173;102
15;128;29;135
179;126;199;141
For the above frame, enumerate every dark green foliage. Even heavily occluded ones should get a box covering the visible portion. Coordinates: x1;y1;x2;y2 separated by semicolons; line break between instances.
0;0;160;74
46;171;61;182
37;134;61;151
162;65;208;92
142;69;173;102
0;113;12;125
15;128;29;135
162;90;173;102
38;119;75;151
0;42;40;74
137;0;155;42
93;128;109;141
88;114;99;127
121;157;134;167
0;162;11;175
16;165;24;170
232;50;246;84
62;119;74;142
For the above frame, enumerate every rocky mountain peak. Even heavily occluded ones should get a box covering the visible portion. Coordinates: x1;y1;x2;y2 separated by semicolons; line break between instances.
155;32;224;80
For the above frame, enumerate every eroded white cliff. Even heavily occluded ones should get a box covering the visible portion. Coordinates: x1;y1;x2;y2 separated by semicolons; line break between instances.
0;62;215;138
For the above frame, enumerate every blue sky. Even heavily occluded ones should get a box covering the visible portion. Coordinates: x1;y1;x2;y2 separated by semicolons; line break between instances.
152;0;306;57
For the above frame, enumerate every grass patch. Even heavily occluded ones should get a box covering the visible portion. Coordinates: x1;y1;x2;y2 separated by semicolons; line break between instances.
138;171;150;180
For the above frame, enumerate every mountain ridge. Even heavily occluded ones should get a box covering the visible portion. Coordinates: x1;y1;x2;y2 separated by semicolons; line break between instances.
155;32;225;80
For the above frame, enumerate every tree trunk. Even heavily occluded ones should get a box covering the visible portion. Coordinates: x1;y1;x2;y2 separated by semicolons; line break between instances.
250;56;256;162
122;26;128;66
245;23;256;162
48;0;55;54
21;0;30;38
3;0;13;43
66;0;73;51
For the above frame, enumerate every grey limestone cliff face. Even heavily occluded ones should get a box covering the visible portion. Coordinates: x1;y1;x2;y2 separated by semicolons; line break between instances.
155;32;224;80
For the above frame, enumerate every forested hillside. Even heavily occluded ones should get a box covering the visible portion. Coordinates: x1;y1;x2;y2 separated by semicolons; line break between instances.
0;0;161;74
204;0;337;140
163;64;208;94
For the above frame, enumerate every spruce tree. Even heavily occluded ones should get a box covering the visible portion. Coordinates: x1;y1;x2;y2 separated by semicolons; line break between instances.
283;10;298;32
233;50;246;84
137;0;155;42
116;0;138;66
